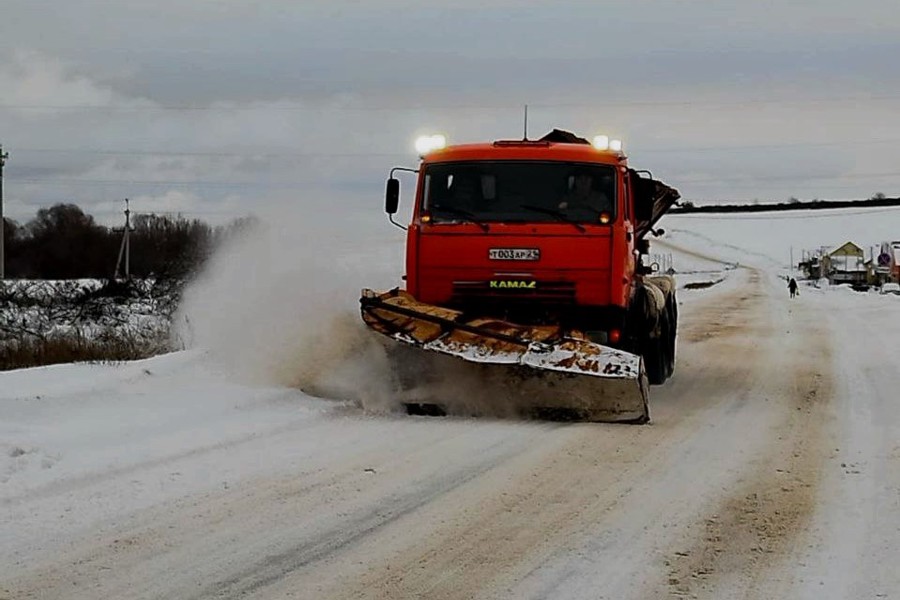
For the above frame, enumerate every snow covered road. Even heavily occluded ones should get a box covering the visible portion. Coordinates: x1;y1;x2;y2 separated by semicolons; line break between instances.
2;264;899;599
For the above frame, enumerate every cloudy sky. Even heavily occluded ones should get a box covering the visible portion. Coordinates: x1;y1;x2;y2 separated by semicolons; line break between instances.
2;0;899;225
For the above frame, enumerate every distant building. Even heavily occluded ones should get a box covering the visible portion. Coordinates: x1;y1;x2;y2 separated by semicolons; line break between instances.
798;255;822;279
824;241;867;285
797;248;828;279
798;245;832;280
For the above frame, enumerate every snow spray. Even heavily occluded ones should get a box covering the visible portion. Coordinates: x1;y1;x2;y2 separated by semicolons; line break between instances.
175;200;405;410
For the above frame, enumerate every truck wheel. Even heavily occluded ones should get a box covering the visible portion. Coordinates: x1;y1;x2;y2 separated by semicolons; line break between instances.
644;338;666;385
665;294;677;377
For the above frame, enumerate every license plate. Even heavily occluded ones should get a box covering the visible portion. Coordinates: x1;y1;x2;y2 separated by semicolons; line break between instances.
489;248;540;261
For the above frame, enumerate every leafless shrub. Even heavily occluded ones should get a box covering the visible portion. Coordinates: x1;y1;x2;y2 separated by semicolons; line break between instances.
0;279;174;370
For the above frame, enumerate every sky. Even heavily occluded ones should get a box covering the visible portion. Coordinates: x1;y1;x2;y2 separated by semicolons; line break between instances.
2;0;900;225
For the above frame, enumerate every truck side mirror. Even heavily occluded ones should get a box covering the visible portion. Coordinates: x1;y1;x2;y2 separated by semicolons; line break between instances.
385;178;400;214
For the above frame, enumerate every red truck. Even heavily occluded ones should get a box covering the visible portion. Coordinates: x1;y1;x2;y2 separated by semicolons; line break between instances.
361;129;680;423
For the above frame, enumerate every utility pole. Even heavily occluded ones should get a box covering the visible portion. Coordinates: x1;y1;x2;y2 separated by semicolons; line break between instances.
0;145;8;280
114;198;132;280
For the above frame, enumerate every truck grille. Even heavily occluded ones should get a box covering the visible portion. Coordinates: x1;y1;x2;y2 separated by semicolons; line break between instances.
451;280;577;305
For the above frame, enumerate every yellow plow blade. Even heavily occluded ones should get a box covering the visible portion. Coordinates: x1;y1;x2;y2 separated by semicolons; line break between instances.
360;289;650;423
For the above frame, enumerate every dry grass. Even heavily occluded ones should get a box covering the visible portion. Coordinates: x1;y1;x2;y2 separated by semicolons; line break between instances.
0;334;168;371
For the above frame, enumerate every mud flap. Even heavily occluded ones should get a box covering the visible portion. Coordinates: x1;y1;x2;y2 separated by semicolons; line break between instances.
361;288;650;423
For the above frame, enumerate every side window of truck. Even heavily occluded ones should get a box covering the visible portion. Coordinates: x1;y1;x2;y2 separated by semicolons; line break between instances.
623;172;631;220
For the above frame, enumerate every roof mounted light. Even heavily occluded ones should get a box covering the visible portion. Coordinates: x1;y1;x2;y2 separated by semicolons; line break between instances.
592;135;624;153
415;134;447;156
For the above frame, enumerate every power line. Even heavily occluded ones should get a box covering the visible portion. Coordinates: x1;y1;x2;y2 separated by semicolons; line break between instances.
7;169;897;188
637;138;900;153
3;94;900;112
11;148;409;158
678;171;899;184
11;136;900;158
7;178;326;188
529;95;900;109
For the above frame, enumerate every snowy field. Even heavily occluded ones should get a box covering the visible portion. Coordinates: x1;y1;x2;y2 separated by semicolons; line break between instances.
0;279;175;364
2;206;899;599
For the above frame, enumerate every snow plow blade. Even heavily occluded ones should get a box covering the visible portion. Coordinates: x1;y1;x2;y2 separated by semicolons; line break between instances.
360;288;650;423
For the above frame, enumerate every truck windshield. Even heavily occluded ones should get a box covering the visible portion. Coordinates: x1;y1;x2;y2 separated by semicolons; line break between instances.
422;161;616;224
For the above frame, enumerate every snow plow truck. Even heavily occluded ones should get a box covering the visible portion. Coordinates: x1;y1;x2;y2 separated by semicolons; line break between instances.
360;129;680;423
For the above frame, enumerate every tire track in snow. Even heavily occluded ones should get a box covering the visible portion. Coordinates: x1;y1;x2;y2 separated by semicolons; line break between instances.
185;435;533;600
295;271;783;600
4;420;543;600
323;426;667;600
679;272;765;346
1;410;326;506
659;281;833;599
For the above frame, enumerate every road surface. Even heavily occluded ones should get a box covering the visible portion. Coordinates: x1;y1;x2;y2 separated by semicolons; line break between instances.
2;266;898;599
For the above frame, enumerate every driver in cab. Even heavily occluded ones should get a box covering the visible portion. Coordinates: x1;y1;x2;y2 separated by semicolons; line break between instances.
558;172;610;213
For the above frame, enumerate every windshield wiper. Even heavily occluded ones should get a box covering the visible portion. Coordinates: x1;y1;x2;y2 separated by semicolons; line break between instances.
433;206;490;232
518;205;586;233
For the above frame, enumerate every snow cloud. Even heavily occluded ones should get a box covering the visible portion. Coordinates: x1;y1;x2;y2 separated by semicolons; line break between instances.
174;196;404;408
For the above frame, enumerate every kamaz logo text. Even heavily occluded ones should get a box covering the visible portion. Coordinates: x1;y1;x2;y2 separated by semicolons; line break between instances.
489;280;537;289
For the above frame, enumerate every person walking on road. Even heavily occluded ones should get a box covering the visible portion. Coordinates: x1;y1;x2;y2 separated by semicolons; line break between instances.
788;277;798;298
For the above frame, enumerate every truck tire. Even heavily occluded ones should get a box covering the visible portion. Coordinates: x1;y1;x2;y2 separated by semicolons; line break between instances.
665;293;677;378
644;306;669;385
644;336;667;385
631;278;671;385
